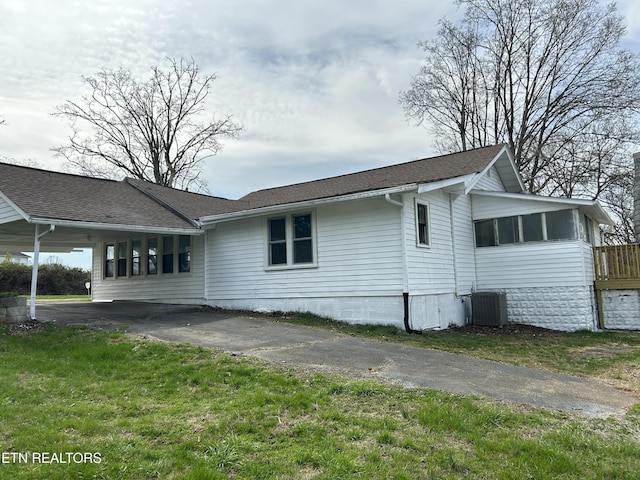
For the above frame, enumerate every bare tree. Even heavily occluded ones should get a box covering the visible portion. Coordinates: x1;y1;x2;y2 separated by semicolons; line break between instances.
52;58;242;191
401;0;640;202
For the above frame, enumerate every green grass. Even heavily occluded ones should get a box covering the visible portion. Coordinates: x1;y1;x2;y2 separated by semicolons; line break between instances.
35;295;90;301
268;311;640;396
1;324;640;479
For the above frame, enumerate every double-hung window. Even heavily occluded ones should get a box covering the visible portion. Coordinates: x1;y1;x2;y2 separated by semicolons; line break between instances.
162;236;174;274
131;240;142;276
148;238;158;275
415;202;430;246
178;236;191;273
268;213;316;268
105;244;115;278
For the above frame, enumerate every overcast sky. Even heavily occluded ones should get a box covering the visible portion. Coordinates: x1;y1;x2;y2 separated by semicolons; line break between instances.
2;0;640;268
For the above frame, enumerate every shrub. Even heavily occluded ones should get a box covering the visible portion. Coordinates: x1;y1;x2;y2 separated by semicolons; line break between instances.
0;260;90;295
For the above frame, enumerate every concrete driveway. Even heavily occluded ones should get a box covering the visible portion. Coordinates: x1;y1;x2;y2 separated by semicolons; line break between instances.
37;301;638;418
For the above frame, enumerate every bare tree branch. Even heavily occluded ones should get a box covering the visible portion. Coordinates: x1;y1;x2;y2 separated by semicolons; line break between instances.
400;0;640;242
52;57;242;192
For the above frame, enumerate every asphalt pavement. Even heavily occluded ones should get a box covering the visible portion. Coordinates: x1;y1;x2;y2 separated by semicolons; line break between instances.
36;301;638;418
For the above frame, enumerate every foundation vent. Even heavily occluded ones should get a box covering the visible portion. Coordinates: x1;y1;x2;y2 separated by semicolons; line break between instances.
471;292;508;326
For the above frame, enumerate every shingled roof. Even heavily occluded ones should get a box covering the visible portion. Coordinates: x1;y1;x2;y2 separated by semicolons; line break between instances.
0;163;198;230
238;144;508;209
0;144;511;229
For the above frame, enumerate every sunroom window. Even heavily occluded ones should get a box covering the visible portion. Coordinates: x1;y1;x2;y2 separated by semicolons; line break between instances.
475;209;581;247
105;244;115;278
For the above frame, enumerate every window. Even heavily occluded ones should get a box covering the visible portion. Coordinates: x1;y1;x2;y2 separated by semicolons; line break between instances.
179;236;191;273
162;236;174;273
131;240;142;276
522;213;543;242
293;214;313;263
580;214;593;244
117;241;127;277
475;219;497;247
497;216;519;244
105;244;115;278
475;209;583;247
416;203;430;246
148;238;158;275
269;217;287;265
267;213;316;267
546;209;576;240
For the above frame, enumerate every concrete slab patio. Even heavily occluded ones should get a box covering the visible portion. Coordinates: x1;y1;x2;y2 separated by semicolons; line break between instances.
37;301;638;418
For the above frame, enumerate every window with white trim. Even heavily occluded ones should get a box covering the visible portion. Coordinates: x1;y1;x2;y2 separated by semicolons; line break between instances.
117;241;128;277
148;237;158;275
474;209;580;247
178;235;191;273
104;244;115;278
267;213;316;267
162;236;174;273
415;202;430;246
131;240;142;276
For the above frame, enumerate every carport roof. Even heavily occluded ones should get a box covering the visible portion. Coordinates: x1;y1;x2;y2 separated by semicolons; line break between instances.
0;163;210;230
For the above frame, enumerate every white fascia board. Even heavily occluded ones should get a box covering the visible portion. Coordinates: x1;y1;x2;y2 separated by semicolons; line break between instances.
200;184;419;225
28;217;203;235
417;176;468;194
464;145;525;194
0;190;30;222
469;190;614;225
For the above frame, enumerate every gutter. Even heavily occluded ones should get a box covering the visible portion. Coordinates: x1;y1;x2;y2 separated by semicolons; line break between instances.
201;184;420;226
27;217;202;236
384;193;422;335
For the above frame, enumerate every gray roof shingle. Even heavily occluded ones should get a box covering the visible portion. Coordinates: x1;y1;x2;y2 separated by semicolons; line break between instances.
0;163;197;229
0;144;507;226
238;144;506;209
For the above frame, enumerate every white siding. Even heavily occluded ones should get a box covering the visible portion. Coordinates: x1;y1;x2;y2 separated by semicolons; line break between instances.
206;197;404;302
475;240;591;289
451;194;476;294
405;190;456;295
92;235;205;303
0;195;22;224
474;166;506;191
472;194;575;220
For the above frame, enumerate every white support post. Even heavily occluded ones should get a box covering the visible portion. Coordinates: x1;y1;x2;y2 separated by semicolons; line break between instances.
29;224;55;320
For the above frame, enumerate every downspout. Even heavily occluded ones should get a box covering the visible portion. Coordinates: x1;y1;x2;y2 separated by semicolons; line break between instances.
30;224;55;320
384;194;422;334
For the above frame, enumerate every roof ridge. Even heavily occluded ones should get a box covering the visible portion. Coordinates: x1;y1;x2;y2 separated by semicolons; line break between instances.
125;177;236;202
125;178;200;227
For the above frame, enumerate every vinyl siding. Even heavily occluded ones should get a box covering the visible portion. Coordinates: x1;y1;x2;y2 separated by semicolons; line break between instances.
475;240;591;289
474;166;506;191
92;235;205;303
206;197;404;301
450;194;476;294
0;195;23;224
472;194;575;220
405;191;456;295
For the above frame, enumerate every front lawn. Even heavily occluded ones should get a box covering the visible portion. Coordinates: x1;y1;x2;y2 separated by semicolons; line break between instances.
1;323;639;479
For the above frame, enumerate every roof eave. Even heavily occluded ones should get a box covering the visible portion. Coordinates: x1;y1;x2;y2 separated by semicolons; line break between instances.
200;184;420;225
469;190;614;225
28;217;203;235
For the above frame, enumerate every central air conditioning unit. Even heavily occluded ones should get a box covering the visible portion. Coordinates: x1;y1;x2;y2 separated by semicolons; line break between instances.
471;292;508;326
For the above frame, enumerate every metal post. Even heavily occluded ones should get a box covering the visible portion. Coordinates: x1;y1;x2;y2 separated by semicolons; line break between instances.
29;224;55;320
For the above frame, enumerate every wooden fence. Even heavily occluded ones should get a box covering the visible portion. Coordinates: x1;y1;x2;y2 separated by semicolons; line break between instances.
593;244;640;289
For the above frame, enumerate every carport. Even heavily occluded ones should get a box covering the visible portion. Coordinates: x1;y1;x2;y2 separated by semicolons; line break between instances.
0;162;204;319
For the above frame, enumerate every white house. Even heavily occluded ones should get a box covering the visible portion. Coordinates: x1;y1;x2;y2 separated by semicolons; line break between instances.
0;251;30;265
0;145;612;331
